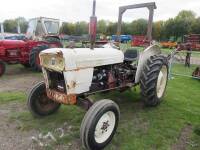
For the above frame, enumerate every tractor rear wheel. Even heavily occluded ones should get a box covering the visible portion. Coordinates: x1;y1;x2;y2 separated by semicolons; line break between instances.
27;82;61;117
0;60;6;77
140;55;168;106
29;45;49;72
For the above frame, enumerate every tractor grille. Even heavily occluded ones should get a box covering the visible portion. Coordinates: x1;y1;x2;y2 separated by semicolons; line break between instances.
40;54;65;71
46;70;66;93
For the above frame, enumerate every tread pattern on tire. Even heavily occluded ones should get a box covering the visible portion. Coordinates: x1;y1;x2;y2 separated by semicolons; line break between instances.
80;100;120;150
29;45;49;72
27;81;61;117
140;55;168;107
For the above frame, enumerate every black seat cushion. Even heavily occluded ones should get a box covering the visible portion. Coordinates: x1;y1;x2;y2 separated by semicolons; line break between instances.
124;49;138;62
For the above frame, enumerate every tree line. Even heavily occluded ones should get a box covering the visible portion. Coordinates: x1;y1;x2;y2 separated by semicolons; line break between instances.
1;10;200;41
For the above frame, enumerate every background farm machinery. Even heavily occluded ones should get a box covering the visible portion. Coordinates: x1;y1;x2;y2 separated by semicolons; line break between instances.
179;34;200;51
177;34;200;78
0;17;62;76
160;41;177;49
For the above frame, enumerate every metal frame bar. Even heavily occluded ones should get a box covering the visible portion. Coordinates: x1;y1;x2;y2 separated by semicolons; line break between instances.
169;50;200;80
117;2;157;42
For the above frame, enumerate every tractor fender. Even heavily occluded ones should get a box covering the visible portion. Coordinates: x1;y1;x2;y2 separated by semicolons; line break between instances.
135;44;161;83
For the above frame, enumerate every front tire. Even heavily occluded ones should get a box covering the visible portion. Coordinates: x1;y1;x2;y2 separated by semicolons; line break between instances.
80;100;120;150
27;82;61;117
140;55;168;106
0;60;6;77
29;45;49;72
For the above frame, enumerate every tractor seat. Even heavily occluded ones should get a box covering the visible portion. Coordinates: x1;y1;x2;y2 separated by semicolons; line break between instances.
124;49;139;62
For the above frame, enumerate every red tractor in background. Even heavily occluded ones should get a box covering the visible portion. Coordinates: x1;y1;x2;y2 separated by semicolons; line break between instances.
131;35;150;47
0;17;62;76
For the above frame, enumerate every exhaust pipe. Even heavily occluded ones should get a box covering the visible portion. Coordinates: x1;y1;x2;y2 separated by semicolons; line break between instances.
89;0;97;49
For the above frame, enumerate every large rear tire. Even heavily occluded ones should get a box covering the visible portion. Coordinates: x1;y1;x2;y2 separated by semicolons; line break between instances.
29;45;49;72
27;82;61;117
0;60;6;77
80;100;120;150
140;55;168;106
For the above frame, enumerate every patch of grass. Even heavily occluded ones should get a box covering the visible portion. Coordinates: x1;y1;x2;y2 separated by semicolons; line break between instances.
10;105;85;132
0;92;25;104
194;126;200;136
171;64;198;76
2;64;42;80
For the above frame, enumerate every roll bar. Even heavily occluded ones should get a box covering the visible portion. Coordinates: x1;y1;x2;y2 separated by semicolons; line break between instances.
117;2;157;42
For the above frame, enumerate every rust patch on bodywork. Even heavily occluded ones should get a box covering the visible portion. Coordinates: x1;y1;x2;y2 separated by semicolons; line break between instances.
67;81;76;89
56;50;63;57
40;49;65;71
46;89;76;105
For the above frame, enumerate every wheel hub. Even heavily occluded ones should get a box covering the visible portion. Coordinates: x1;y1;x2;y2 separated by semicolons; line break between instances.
101;121;110;133
94;111;116;144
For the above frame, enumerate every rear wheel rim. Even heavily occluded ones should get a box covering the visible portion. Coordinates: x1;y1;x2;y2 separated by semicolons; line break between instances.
94;111;116;144
156;66;168;98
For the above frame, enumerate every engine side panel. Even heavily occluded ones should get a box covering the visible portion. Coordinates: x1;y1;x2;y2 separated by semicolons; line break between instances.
64;68;94;94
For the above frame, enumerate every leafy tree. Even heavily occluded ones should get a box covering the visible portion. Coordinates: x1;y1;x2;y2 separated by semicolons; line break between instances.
106;22;117;35
16;17;28;33
191;17;200;34
97;20;107;34
153;21;165;40
74;21;88;35
60;22;76;35
173;10;196;39
3;17;28;33
130;19;148;35
162;18;176;40
3;19;18;33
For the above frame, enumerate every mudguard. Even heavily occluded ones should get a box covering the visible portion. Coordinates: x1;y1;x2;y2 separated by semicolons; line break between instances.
135;44;161;83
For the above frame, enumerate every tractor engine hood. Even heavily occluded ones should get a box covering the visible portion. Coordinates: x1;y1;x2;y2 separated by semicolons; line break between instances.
0;40;26;49
39;48;124;71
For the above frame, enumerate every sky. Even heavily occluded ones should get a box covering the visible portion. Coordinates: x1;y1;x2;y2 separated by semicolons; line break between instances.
0;0;200;23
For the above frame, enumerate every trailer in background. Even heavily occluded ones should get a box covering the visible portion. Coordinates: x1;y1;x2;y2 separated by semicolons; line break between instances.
179;34;200;51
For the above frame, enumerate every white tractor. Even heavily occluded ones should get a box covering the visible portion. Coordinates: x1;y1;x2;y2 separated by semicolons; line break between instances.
28;2;169;150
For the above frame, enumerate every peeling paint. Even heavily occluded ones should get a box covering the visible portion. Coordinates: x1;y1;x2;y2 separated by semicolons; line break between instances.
46;89;76;105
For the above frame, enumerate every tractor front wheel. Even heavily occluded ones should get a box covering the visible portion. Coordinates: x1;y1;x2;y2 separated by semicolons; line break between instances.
80;99;120;150
29;45;49;72
140;55;168;106
27;82;61;117
0;60;6;77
